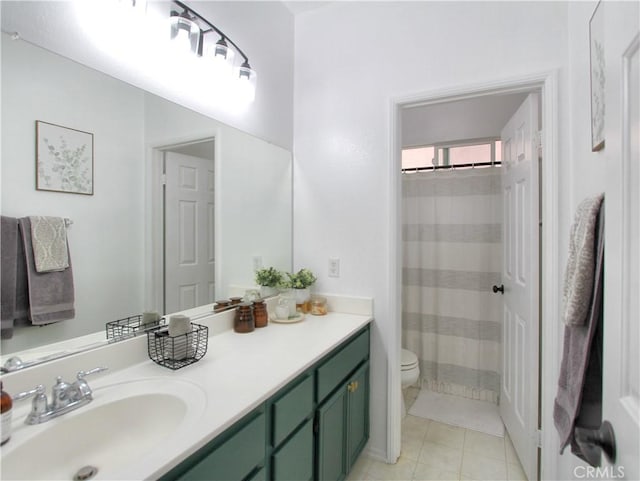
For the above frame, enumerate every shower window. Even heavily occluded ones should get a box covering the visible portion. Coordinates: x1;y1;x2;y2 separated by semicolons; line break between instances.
402;139;502;171
401;146;435;170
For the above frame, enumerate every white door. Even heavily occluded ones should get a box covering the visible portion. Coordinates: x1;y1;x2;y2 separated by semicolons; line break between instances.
499;93;539;481
165;151;215;314
602;2;639;478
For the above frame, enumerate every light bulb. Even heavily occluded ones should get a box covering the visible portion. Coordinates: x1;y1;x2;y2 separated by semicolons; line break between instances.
169;12;200;54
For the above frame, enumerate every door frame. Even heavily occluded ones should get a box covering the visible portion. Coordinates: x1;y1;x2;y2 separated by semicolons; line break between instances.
145;132;221;315
387;71;560;480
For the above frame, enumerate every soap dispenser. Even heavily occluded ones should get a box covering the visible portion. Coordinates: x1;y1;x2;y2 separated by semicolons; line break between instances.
1;381;12;445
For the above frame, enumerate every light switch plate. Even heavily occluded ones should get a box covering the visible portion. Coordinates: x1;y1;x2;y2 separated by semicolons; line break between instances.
328;258;340;278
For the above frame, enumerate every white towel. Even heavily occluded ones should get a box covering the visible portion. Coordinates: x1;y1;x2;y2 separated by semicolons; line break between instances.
168;315;194;360
168;314;192;337
562;194;604;326
29;216;69;273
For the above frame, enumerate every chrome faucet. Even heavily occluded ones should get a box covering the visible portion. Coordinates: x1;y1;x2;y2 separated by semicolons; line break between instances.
13;367;108;425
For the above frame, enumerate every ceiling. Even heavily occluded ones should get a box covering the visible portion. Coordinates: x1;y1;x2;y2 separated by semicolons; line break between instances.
402;92;531;147
281;1;333;15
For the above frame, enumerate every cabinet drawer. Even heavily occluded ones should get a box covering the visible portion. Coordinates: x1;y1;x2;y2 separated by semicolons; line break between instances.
272;419;314;481
272;374;314;447
247;467;265;481
177;411;265;481
317;328;370;402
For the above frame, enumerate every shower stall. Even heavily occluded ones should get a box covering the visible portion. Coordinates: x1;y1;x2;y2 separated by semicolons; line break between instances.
401;167;503;404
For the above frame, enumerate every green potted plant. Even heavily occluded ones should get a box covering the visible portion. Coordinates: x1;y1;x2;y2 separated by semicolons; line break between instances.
254;267;284;298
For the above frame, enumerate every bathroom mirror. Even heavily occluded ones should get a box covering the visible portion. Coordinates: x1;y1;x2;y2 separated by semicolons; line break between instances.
1;16;292;358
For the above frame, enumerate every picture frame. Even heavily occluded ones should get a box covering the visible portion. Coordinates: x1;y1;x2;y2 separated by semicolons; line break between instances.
36;120;94;195
589;0;605;152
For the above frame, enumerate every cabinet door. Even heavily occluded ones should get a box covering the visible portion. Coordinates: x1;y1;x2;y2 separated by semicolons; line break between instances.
316;385;347;481
347;362;369;470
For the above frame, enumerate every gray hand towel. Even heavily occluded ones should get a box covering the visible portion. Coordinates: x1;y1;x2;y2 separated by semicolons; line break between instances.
18;217;75;325
562;193;604;326
554;199;604;459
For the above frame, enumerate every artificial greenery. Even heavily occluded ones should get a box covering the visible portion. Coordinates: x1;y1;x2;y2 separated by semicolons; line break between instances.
255;267;284;287
285;268;317;289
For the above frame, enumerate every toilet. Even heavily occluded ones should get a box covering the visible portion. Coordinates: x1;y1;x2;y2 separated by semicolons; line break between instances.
401;349;420;416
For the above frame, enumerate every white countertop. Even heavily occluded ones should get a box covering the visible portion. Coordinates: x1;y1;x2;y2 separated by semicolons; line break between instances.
2;309;372;480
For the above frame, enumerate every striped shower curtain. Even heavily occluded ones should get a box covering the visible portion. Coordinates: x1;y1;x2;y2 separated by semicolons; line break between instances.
402;168;503;404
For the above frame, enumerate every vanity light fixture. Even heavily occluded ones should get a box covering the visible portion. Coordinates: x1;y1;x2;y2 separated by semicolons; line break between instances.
169;7;201;54
80;0;257;104
169;1;256;91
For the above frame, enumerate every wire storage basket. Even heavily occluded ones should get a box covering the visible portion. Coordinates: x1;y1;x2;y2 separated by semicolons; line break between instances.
106;314;166;340
147;323;209;370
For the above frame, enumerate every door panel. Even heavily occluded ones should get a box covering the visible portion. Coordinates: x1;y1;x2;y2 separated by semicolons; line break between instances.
499;93;539;481
165;151;215;314
603;2;639;478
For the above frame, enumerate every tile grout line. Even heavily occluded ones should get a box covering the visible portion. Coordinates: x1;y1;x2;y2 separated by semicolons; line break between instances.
459;428;468;481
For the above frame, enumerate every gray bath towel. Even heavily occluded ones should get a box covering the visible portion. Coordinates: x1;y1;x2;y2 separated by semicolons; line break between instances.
554;199;604;460
1;216;30;339
18;217;75;325
562;193;604;326
1;216;19;338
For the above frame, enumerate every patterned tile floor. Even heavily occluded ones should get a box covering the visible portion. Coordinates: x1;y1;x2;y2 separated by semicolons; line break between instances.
347;387;527;481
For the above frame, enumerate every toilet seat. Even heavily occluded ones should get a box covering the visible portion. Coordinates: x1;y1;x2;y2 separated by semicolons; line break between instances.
401;349;419;371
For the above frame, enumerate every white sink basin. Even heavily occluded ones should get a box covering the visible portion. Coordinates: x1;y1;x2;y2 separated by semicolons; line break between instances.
1;377;207;480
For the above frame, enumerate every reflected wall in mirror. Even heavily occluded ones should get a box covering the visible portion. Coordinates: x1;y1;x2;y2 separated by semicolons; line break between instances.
1;33;292;356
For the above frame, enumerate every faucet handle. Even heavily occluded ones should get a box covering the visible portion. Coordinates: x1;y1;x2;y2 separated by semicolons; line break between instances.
3;356;24;372
14;384;48;420
14;384;46;402
74;367;108;399
76;366;108;381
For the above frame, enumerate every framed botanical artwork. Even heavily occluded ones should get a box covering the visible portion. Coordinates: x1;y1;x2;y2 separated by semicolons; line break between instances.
36;120;94;195
589;0;605;152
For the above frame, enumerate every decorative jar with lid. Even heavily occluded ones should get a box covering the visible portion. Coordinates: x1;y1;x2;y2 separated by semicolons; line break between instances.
253;299;268;328
234;303;255;333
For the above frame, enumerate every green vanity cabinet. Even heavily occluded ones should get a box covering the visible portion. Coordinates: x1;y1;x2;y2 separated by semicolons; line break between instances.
346;362;370;469
163;408;267;481
269;373;315;481
317;383;348;481
316;361;370;481
271;419;314;480
160;324;370;481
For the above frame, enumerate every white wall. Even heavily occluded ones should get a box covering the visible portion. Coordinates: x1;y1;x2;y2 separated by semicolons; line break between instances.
550;2;612;479
0;1;295;150
293;0;570;463
1;35;146;351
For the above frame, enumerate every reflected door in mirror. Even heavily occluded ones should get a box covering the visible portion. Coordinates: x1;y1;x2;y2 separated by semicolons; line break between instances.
165;151;215;314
